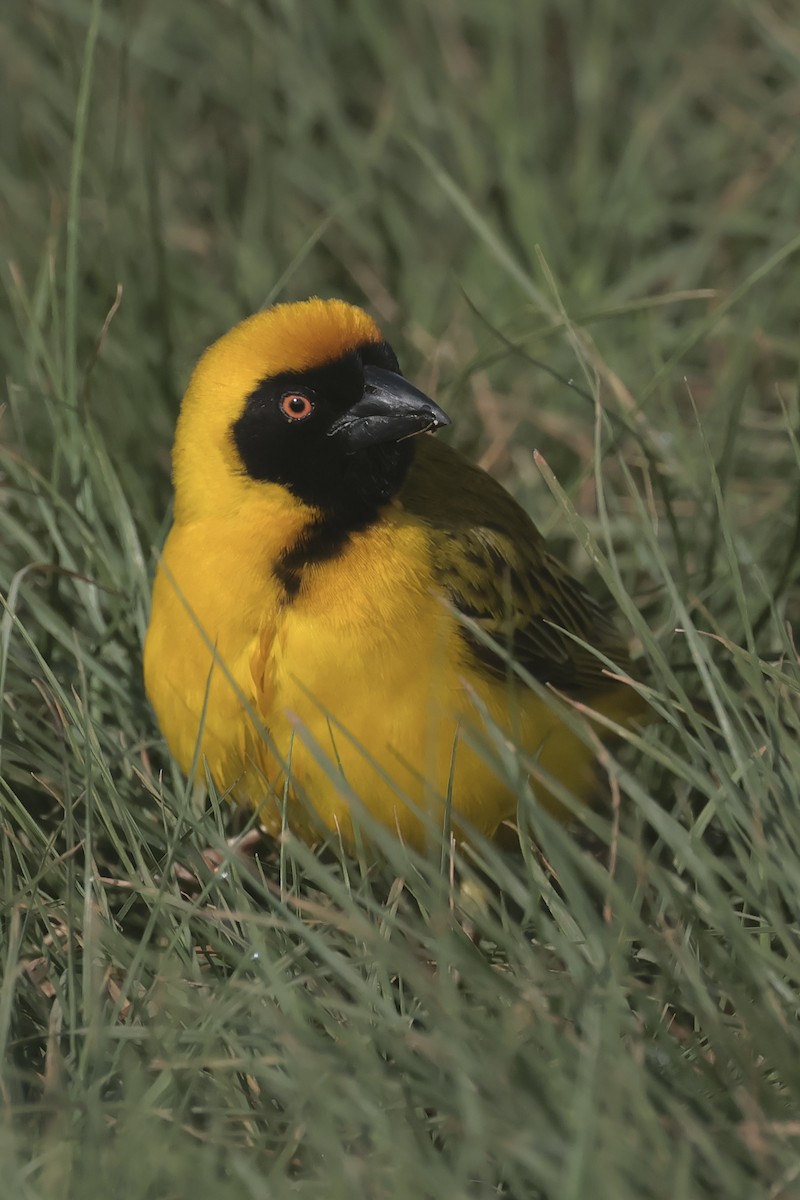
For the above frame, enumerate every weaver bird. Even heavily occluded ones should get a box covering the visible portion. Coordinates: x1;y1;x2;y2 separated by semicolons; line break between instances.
144;298;642;849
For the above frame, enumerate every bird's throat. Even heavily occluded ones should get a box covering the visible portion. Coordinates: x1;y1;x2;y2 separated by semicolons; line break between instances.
274;440;415;601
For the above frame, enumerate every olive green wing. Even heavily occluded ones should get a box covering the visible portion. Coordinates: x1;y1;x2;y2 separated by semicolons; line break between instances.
429;524;631;692
401;437;632;693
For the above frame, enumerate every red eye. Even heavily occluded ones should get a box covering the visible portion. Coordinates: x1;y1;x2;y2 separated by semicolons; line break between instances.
279;392;314;421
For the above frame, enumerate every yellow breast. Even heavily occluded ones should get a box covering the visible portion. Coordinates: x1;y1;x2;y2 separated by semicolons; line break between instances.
144;492;610;849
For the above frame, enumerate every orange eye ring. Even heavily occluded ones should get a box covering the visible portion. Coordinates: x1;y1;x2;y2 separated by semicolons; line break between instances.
279;392;314;421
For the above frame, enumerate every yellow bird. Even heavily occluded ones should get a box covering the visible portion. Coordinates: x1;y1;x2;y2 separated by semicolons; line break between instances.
144;298;642;849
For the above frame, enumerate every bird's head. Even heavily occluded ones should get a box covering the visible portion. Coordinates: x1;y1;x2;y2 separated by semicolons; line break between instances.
172;297;450;523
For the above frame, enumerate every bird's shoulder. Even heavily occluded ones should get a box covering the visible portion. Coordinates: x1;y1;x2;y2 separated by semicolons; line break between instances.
398;436;633;692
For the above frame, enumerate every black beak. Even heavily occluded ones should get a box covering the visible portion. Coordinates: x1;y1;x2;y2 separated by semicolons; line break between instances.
328;366;451;453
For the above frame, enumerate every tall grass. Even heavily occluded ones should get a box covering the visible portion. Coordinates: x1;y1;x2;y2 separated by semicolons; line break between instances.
2;1;800;1197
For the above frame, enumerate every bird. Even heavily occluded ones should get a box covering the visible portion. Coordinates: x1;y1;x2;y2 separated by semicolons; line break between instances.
144;297;644;851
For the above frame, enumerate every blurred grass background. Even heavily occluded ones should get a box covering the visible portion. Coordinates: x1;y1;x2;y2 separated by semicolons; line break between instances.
2;1;800;1197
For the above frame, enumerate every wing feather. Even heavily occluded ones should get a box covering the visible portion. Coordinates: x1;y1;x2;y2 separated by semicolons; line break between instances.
400;437;632;693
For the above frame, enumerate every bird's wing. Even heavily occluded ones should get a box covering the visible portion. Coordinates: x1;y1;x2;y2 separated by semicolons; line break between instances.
400;437;632;693
429;525;630;691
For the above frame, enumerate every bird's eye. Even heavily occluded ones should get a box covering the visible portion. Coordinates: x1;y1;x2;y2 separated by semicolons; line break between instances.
279;392;314;421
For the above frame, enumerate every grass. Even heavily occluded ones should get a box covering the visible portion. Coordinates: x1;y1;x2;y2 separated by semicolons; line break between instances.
3;0;800;1196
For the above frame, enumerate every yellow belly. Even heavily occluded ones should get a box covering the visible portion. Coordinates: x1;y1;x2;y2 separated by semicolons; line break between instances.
144;502;609;849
